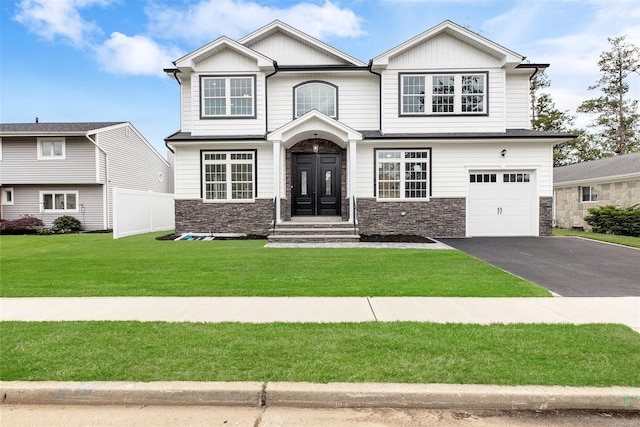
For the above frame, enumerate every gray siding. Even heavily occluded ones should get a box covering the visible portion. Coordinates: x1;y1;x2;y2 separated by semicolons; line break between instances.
0;136;98;184
1;184;105;231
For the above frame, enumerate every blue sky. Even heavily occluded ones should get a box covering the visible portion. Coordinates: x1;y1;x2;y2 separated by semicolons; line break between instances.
1;0;639;157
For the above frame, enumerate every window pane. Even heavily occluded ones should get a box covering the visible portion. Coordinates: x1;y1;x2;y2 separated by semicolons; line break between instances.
402;76;425;114
67;194;76;210
432;95;454;113
325;171;332;196
43;194;52;209
204;99;226;116
55;194;65;209
41;141;52;156
296;83;336;117
53;141;63;156
203;78;225;97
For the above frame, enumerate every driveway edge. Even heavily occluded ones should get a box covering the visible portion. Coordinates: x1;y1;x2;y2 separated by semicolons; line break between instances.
2;381;639;411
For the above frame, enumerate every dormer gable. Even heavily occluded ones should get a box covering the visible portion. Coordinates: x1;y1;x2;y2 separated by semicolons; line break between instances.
173;36;275;73
371;20;524;70
239;20;367;67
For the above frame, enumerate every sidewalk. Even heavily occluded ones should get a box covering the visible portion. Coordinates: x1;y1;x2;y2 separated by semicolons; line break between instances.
1;296;638;332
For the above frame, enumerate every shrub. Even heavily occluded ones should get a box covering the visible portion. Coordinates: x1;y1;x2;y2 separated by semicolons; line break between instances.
52;215;82;233
584;204;640;237
0;217;45;234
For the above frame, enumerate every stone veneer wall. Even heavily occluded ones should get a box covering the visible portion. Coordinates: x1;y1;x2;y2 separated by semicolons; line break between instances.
356;198;466;238
175;199;273;236
554;179;640;230
539;197;553;236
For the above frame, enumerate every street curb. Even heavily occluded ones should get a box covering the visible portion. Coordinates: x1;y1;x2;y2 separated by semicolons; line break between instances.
2;381;640;411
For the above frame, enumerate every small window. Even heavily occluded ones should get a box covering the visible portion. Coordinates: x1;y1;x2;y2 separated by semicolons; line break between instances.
201;76;255;118
37;137;65;160
295;82;337;118
503;173;530;183
40;191;78;211
581;186;598;202
2;187;14;205
470;173;496;183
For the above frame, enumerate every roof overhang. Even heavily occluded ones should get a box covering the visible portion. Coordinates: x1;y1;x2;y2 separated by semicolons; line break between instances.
267;110;362;149
172;36;275;72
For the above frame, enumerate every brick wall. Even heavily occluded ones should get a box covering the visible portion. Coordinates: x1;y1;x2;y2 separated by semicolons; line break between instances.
175;199;273;237
356;198;466;238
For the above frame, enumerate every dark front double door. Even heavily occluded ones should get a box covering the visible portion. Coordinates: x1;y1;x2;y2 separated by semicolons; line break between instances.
292;153;341;216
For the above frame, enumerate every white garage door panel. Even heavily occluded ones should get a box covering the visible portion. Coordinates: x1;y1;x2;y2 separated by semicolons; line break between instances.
467;171;536;236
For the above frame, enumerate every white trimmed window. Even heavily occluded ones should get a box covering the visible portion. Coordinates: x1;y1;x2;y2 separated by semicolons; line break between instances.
295;82;337;118
201;76;255;118
37;137;66;159
2;187;14;205
581;186;598;202
202;151;255;201
400;73;487;115
40;191;78;211
376;149;430;200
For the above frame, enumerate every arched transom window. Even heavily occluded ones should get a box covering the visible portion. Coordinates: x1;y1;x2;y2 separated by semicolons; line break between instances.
295;82;337;118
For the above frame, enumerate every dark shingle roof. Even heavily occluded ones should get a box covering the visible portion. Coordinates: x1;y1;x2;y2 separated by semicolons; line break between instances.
554;152;640;184
0;122;125;134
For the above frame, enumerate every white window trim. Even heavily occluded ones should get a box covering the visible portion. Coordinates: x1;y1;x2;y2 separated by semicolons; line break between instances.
400;72;488;116
294;81;338;119
201;151;256;202
375;149;431;201
39;190;79;212
2;187;14;205
580;186;598;203
200;75;256;118
37;137;66;160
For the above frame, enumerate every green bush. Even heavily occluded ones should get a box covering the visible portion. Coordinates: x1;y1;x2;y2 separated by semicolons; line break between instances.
52;215;82;234
584;204;640;237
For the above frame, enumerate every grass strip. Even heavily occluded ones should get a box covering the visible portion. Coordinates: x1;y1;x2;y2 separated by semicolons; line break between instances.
0;233;549;297
2;322;638;386
553;228;640;248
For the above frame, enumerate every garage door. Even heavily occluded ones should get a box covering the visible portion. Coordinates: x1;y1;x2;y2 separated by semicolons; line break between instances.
467;171;536;236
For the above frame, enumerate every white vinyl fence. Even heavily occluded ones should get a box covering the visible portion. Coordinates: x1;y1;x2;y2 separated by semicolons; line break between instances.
112;188;174;239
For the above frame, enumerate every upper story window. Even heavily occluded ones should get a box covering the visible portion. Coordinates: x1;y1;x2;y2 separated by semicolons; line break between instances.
201;75;255;118
202;151;256;201
400;72;487;116
294;81;337;118
376;149;431;200
37;137;66;160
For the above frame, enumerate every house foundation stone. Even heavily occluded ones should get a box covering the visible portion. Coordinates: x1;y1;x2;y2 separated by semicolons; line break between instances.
175;199;273;237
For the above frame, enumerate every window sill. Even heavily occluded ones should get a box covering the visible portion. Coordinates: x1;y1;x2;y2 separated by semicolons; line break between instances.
203;199;256;204
376;198;431;203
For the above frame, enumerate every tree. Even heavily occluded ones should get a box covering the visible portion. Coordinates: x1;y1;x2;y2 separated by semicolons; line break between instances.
577;36;640;155
529;70;588;166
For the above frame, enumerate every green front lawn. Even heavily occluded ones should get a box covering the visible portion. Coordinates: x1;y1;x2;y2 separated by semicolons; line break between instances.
553;228;640;248
2;322;638;386
0;232;549;297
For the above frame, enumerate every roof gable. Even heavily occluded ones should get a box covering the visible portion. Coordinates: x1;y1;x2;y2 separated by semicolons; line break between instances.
554;153;640;184
173;37;274;71
371;20;523;70
238;20;366;67
268;110;362;148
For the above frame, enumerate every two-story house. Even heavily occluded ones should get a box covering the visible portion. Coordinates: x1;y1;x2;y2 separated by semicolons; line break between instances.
164;20;572;240
0;121;172;231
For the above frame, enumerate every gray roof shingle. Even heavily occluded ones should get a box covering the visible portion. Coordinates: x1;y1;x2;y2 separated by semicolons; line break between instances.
0;122;126;134
554;152;640;184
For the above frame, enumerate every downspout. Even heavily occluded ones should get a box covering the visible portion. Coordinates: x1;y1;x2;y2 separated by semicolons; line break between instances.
165;70;182;155
264;61;279;136
86;132;109;230
367;59;383;132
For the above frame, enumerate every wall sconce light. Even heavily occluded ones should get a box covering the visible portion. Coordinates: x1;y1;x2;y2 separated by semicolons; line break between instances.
313;144;319;153
500;149;507;158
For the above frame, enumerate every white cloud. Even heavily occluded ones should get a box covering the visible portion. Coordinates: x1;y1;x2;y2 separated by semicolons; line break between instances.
14;0;111;47
146;0;365;44
95;32;182;76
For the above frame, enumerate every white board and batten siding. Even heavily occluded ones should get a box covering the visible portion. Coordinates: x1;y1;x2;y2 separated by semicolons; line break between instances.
504;73;531;129
244;31;349;66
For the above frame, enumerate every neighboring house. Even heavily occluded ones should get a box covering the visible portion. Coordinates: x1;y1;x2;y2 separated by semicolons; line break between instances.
0;122;172;231
553;153;640;230
164;20;572;240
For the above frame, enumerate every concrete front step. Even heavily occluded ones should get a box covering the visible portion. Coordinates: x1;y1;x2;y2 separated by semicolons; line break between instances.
272;227;359;236
267;234;361;243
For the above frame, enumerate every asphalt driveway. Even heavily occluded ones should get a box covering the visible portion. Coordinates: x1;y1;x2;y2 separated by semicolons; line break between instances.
439;237;640;297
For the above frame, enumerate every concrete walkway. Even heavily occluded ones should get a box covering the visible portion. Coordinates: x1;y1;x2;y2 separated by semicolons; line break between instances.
2;296;638;332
